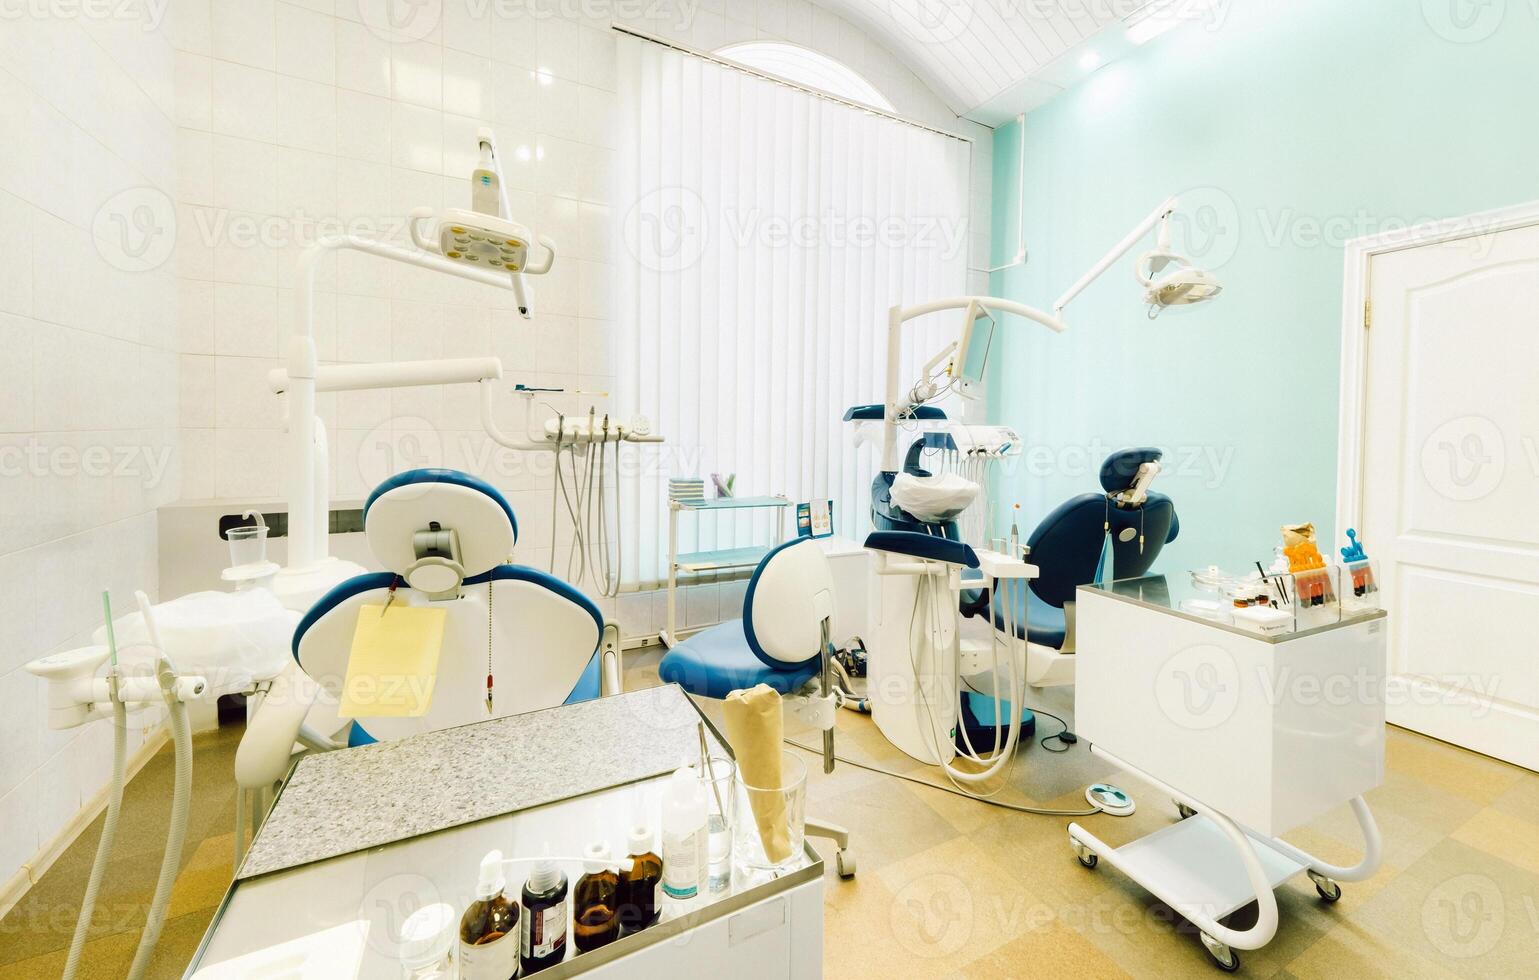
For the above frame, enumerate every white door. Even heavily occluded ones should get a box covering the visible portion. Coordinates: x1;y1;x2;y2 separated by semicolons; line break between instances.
1358;221;1539;771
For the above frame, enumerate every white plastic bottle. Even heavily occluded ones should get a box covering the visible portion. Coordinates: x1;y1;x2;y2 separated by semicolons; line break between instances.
660;764;708;902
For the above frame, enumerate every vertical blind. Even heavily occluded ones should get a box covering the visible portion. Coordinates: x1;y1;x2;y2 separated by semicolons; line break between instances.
613;33;973;590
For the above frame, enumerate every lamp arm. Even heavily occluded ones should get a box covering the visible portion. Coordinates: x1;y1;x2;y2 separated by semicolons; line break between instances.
1052;195;1180;318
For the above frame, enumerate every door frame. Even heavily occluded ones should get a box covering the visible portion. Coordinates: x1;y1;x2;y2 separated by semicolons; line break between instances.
1335;199;1539;762
1335;197;1539;541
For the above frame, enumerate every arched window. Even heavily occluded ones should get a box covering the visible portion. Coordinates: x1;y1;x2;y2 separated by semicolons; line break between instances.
715;41;896;112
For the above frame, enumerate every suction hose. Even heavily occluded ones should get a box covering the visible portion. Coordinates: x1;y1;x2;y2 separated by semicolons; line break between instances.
126;696;192;980
61;699;127;980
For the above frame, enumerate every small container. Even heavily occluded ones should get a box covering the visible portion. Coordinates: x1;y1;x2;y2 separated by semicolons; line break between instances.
400;902;458;979
225;520;268;568
520;855;568;974
460;850;518;980
660;764;707;902
616;825;663;935
698;755;736;893
573;842;620;952
733;751;808;874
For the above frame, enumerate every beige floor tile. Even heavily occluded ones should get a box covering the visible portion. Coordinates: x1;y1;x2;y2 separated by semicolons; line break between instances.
961;918;1134;979
1449;806;1539;879
1341;836;1539;977
1384;728;1525;806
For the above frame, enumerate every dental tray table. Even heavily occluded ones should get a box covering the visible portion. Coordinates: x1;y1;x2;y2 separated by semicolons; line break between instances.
1067;576;1387;972
189;686;825;978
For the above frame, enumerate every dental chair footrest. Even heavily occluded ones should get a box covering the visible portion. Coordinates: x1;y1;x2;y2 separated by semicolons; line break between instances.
1026;642;1076;688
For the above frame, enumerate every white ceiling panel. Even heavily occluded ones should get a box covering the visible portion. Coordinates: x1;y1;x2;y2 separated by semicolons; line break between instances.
815;0;1157;120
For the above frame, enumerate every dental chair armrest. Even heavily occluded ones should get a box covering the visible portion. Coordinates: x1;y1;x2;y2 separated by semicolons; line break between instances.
235;661;319;791
863;530;980;568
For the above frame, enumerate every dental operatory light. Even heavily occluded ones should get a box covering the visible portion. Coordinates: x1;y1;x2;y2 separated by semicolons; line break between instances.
1053;195;1223;327
411;128;556;317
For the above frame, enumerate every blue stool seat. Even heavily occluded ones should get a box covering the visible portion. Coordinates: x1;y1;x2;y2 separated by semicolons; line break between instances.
659;620;819;699
990;583;1068;649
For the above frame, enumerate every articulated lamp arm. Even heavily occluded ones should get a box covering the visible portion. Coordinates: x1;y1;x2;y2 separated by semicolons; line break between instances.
1052;195;1180;323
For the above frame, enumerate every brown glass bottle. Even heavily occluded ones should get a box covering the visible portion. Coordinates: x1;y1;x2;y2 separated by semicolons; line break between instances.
573;842;620;952
460;851;520;979
616;825;663;935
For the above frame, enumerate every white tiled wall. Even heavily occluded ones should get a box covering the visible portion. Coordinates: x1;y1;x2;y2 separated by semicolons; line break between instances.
0;7;180;889
171;0;992;640
1;0;992;895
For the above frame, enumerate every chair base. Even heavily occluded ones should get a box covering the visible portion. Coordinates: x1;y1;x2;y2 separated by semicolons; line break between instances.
807;816;856;878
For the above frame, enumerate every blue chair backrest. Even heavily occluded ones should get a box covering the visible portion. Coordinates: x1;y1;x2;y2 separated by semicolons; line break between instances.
1027;448;1180;609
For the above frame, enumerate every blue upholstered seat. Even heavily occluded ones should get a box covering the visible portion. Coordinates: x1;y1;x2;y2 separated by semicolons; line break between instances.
990;583;1069;649
658;620;818;698
657;538;830;701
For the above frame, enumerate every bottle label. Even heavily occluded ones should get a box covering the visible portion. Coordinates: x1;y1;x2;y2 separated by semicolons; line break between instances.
522;900;568;960
460;931;517;980
662;828;705;899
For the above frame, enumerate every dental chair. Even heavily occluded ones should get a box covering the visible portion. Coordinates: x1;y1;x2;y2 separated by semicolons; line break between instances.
979;447;1179;690
656;538;857;878
235;468;619;849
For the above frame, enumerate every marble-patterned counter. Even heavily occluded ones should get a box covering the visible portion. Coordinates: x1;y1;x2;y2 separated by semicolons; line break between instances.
239;684;724;879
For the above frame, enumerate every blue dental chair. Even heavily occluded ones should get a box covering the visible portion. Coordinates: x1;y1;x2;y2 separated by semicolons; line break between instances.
657;537;857;877
979;447;1179;689
237;468;616;790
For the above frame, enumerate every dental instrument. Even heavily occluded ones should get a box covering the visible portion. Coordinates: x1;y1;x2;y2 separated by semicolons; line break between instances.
26;592;206;980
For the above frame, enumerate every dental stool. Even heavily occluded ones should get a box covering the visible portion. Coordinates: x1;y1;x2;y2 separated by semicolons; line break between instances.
657;538;857;878
236;468;619;849
983;447;1179;690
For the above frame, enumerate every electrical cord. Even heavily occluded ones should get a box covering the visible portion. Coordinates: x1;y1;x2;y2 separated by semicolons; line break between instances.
782;736;1100;817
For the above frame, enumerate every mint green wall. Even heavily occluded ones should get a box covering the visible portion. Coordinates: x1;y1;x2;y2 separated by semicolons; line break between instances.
987;0;1539;572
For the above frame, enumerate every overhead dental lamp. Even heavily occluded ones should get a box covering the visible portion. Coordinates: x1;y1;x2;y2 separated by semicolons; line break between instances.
1053;195;1223;325
409;128;556;317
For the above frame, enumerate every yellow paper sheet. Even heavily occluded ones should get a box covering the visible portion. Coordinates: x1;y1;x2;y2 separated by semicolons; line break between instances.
723;684;792;863
338;603;448;719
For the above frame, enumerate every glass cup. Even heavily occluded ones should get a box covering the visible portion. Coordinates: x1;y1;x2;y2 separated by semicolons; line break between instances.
732;752;807;875
698;754;736;893
225;524;268;568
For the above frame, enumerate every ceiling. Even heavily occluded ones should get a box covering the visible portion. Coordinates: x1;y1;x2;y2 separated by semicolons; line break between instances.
822;0;1157;124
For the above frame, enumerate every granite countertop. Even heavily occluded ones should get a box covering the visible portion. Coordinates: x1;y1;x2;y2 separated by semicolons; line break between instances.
239;684;726;879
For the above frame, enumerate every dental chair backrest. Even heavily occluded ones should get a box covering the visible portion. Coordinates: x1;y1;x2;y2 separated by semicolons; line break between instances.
1029;448;1179;609
293;468;604;744
743;538;838;668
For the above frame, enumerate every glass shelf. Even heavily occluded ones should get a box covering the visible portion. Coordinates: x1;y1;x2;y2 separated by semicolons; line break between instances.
675;545;772;572
674;495;791;510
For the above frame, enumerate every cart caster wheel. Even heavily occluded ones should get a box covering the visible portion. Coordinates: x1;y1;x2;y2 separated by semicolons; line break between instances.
1069;838;1098;869
835;850;856;879
1199;933;1240;972
1308;870;1341;903
1175;801;1197;820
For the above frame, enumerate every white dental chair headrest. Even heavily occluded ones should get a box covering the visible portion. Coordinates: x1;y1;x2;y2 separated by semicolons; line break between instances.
362;469;517;586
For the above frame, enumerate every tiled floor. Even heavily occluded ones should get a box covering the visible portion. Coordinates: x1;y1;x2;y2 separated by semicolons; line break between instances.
4;649;1537;979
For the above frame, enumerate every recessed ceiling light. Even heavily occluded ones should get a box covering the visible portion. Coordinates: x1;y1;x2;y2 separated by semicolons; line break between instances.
1079;50;1104;71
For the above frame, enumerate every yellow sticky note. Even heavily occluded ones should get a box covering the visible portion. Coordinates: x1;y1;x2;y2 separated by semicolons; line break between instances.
339;603;448;719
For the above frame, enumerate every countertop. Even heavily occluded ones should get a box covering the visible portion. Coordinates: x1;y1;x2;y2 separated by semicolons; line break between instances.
238;684;725;879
